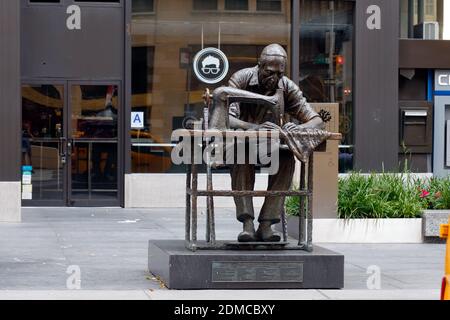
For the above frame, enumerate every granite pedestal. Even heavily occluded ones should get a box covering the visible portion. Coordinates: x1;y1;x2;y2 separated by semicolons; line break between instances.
148;240;344;289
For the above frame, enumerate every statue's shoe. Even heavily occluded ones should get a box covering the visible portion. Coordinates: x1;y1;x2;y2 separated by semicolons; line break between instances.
255;227;281;242
237;231;257;242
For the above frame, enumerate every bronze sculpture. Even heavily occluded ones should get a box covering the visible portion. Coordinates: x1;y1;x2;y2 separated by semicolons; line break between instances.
208;44;325;243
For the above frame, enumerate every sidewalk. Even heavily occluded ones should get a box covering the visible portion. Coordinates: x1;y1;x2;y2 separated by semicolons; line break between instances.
0;208;445;300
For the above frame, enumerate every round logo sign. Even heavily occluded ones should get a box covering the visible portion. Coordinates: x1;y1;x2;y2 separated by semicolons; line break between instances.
193;48;229;84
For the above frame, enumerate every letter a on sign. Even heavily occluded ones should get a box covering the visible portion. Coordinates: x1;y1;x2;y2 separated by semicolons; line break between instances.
67;5;81;30
366;5;381;30
131;112;144;129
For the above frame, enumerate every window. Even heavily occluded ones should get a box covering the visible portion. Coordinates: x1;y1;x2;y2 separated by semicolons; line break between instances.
75;0;120;2
74;0;120;2
131;0;292;173
257;0;282;11
400;0;449;39
193;0;218;10
425;0;435;16
225;0;248;11
132;0;154;13
299;0;354;172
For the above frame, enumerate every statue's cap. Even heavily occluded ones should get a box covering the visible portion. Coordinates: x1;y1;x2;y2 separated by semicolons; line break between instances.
260;44;287;61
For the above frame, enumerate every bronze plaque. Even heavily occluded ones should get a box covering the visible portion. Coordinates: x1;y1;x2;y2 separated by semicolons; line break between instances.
211;261;303;283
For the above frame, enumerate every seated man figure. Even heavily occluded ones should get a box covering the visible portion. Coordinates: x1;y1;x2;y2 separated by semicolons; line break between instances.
211;44;324;242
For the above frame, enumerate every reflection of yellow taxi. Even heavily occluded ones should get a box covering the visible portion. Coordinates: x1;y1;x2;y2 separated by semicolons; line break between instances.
131;130;173;172
441;217;449;300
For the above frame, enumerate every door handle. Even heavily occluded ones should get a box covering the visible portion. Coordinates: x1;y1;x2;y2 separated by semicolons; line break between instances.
58;137;66;155
59;137;67;165
67;138;74;150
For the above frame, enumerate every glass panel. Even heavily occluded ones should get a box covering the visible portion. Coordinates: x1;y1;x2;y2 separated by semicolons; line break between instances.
71;85;118;139
225;0;249;11
131;0;291;173
75;0;120;2
299;0;354;173
257;0;282;11
22;85;65;202
193;0;218;10
132;0;154;13
400;0;449;39
71;142;118;201
70;85;119;201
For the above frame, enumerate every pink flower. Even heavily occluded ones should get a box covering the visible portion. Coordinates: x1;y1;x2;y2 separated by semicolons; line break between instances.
420;189;430;198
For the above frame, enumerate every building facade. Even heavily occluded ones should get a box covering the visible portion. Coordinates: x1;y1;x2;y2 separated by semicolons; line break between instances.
0;0;449;218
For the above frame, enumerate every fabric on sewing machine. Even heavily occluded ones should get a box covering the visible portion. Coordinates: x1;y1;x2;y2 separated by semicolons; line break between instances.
279;127;332;163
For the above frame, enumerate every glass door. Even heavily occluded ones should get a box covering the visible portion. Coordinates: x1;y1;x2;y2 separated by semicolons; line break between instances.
21;81;121;207
68;82;121;207
21;83;67;206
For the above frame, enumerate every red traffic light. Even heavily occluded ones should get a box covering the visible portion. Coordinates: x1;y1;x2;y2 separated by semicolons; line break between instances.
336;55;345;65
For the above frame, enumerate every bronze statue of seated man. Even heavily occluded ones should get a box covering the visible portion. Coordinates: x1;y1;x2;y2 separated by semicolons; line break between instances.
208;44;324;243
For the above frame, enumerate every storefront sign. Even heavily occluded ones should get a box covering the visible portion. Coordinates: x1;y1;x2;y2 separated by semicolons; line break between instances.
436;70;450;91
131;112;145;129
193;48;229;84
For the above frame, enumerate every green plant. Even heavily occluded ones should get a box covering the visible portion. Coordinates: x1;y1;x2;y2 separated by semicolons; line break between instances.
285;193;301;216
285;171;450;219
337;172;425;219
418;176;450;210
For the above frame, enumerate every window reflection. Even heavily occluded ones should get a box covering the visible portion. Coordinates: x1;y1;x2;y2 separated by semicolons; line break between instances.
400;0;449;39
225;0;249;11
193;0;218;10
257;0;282;12
21;85;65;202
131;0;291;173
71;85;118;139
299;0;354;173
70;85;119;201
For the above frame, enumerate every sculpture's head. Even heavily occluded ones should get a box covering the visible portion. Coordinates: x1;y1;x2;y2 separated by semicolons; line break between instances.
258;44;287;92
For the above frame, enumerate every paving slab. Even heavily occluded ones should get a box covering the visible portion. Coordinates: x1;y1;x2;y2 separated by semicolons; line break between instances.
146;289;327;300
317;289;440;300
0;290;150;300
0;208;446;298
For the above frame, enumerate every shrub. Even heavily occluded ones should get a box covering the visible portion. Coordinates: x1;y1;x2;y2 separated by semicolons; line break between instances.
418;176;450;210
285;171;450;219
337;172;424;219
285;193;301;216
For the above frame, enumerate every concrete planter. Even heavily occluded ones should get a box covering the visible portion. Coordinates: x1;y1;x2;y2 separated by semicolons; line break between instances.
277;216;423;243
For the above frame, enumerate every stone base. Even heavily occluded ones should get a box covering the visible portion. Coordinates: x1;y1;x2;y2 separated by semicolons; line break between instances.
148;240;344;289
423;210;450;242
0;182;21;223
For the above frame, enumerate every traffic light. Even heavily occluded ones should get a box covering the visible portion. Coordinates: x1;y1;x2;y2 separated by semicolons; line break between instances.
335;55;344;76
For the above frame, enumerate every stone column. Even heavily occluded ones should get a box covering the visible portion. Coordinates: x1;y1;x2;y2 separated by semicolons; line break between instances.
0;0;21;222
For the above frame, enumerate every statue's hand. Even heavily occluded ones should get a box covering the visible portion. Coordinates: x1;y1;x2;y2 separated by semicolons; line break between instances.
282;122;298;132
258;122;282;131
